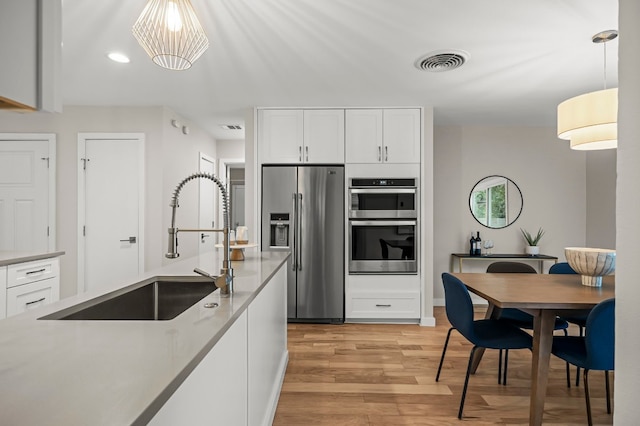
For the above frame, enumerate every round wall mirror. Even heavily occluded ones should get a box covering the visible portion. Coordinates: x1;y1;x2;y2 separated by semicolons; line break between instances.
469;175;523;229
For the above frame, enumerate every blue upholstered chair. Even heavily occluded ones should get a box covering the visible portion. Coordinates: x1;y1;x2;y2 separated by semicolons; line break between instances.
486;261;569;384
551;298;615;426
549;261;592;386
436;273;532;419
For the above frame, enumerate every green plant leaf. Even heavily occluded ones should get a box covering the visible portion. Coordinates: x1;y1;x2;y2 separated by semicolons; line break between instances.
520;227;545;246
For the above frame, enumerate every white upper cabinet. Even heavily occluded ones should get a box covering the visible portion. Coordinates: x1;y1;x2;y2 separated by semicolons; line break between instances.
0;0;61;111
345;109;383;163
258;109;304;164
258;109;345;164
303;109;345;163
346;108;421;164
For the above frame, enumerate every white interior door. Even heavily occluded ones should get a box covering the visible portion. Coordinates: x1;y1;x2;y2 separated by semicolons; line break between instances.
199;153;217;254
78;134;144;293
0;135;55;251
230;184;245;230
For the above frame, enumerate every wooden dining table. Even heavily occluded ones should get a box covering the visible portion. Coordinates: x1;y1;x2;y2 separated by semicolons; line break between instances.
452;272;615;426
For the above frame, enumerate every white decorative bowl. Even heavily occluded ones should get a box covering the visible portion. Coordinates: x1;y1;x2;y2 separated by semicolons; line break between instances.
564;247;616;287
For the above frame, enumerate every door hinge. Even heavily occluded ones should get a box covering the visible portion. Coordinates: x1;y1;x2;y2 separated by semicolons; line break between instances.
81;158;90;170
41;157;50;168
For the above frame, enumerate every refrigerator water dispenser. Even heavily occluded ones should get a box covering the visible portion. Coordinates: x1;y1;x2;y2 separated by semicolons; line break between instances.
269;213;289;247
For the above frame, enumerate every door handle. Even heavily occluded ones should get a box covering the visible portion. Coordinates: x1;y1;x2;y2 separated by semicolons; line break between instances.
120;236;137;243
292;192;297;271
201;233;211;243
298;193;303;271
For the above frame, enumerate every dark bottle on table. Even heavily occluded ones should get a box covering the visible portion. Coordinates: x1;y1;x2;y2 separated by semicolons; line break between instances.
475;231;482;256
469;232;476;256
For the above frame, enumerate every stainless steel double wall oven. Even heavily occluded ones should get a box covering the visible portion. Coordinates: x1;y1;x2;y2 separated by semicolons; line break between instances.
348;178;418;274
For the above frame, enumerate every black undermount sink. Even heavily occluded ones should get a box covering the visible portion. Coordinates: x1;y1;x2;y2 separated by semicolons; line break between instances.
40;277;218;321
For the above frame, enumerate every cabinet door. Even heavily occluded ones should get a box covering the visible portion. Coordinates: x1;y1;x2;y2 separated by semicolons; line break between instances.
383;109;421;163
303;109;345;163
258;109;304;164
345;109;383;163
6;277;59;317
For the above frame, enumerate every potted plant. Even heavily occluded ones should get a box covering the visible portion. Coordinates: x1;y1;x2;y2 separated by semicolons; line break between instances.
521;227;545;256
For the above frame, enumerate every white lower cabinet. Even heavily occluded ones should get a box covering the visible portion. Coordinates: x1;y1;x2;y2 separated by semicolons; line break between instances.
346;274;420;320
6;278;57;317
3;257;60;319
150;311;249;426
150;265;288;426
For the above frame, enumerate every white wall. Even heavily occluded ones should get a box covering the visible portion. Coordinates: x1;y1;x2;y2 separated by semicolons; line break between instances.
586;149;616;248
433;125;588;304
615;0;640;423
0;106;217;298
216;139;245;160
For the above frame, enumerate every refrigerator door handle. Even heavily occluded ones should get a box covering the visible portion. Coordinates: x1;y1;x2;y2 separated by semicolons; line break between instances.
297;192;303;270
291;192;297;271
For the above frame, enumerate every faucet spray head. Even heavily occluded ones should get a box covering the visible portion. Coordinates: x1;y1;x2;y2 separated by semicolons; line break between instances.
166;227;179;258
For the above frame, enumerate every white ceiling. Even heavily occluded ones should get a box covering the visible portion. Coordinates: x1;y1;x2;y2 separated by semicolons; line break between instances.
61;0;619;141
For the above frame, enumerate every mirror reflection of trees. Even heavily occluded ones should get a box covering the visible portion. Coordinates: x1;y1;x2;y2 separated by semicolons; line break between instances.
469;176;522;229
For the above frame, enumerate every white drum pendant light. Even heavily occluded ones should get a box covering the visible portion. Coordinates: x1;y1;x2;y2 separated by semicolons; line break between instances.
132;0;209;71
557;30;618;150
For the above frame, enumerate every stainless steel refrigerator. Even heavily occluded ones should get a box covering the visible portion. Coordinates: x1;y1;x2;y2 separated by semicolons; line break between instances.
261;165;344;322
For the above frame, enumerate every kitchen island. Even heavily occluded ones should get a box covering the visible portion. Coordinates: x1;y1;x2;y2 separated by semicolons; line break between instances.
0;250;289;425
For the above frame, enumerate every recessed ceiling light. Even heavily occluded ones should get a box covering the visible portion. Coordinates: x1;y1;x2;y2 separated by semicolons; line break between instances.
107;52;130;64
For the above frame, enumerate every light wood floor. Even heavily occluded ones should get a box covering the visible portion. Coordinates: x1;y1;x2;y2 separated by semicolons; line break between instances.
273;307;613;425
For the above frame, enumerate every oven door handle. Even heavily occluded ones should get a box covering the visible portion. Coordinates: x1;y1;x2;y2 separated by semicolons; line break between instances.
349;188;416;194
349;220;417;226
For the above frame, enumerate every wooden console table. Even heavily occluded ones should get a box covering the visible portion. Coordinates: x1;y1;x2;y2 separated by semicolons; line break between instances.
451;253;558;273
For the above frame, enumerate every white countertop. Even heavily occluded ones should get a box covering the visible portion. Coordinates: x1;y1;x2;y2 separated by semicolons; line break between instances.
0;250;65;266
0;250;289;425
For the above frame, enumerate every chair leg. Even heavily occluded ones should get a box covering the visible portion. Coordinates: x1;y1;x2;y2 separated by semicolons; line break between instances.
502;349;509;386
459;346;478;420
436;327;454;382
576;325;584;386
584;369;593;426
498;349;503;384
605;370;612;414
565;359;571;388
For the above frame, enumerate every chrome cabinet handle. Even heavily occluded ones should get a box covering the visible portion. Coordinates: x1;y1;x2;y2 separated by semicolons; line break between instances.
376;304;392;308
26;297;46;306
120;236;137;243
305;146;309;162
299;146;302;162
378;146;381;162
385;146;388;162
26;268;46;275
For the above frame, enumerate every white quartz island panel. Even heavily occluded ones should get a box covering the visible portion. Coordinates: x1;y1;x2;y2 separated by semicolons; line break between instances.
0;251;289;425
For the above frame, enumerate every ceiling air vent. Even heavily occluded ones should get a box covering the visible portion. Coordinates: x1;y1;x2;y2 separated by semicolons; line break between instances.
414;49;469;72
220;124;243;130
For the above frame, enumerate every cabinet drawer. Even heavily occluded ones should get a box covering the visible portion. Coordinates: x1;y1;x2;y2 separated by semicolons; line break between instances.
6;278;58;317
7;258;59;288
347;294;420;319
